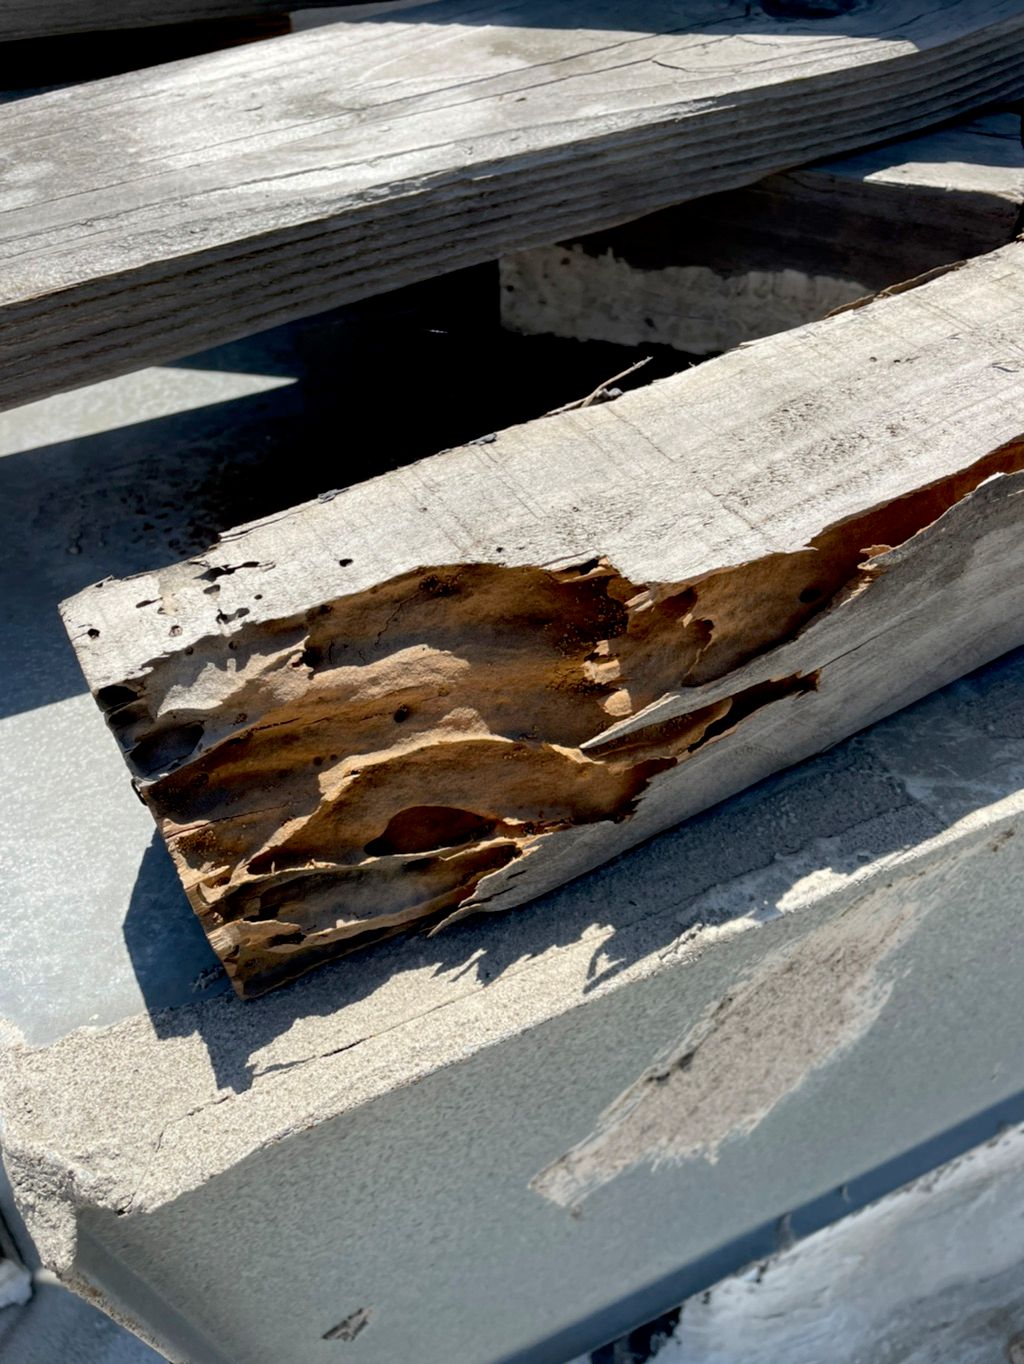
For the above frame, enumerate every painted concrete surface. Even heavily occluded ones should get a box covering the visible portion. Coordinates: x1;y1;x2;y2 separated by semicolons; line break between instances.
4;620;1024;1362
46;728;1024;1364
2;282;1024;1362
0;1281;161;1364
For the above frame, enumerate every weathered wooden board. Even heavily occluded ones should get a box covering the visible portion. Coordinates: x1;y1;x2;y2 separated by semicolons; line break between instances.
501;111;1024;354
5;1;1024;412
62;241;1024;996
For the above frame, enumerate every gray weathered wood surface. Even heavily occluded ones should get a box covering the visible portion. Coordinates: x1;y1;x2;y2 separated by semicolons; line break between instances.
62;241;1024;995
5;0;1024;411
501;111;1024;354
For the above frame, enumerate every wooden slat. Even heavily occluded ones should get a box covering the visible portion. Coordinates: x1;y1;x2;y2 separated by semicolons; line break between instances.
501;111;1024;354
5;0;1024;411
62;241;1024;995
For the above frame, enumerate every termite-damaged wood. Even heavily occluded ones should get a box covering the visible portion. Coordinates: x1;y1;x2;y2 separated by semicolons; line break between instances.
62;241;1024;997
500;111;1024;355
6;0;1024;411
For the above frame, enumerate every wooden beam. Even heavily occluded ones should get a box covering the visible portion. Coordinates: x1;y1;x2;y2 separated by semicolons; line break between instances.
501;111;1024;354
62;241;1024;996
4;1;1024;411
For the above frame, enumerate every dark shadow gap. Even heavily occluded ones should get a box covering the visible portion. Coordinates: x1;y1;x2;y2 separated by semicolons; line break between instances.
297;0;912;42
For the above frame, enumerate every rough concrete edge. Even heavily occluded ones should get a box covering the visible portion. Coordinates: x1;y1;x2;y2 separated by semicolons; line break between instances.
60;1263;186;1364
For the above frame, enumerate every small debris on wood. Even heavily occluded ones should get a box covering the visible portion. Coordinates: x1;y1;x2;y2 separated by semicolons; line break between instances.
544;357;652;417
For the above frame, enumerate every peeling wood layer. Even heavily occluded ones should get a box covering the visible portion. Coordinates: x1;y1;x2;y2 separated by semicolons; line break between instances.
94;552;822;994
63;242;1024;995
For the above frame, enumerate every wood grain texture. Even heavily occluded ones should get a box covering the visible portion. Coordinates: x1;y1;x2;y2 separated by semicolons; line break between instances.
501;110;1024;354
5;0;1024;410
62;241;1024;995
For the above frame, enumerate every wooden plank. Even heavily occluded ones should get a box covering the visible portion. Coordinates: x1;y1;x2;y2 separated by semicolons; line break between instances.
5;1;1024;412
500;111;1024;354
62;240;1024;996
